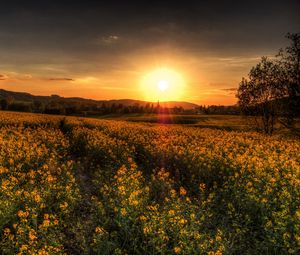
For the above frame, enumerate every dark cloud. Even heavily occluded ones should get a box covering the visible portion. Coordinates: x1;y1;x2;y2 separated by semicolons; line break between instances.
0;1;298;57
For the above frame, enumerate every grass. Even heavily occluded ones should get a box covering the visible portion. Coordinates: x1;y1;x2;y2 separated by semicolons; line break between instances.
96;114;247;128
95;113;300;134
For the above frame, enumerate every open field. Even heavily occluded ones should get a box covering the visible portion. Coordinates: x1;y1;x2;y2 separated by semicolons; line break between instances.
0;111;299;255
97;114;247;127
97;113;300;134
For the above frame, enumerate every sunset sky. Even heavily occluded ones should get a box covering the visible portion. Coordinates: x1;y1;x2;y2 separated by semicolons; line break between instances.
0;0;299;105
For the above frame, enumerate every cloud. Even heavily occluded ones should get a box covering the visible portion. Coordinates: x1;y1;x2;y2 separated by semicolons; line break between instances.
221;87;237;92
209;82;231;88
76;76;98;83
96;35;120;45
0;74;7;80
221;87;237;95
46;78;74;81
0;73;32;81
0;73;74;82
99;86;135;91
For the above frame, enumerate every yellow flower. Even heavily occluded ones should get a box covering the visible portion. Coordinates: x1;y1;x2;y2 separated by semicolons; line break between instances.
3;228;10;236
174;247;181;254
60;202;68;211
20;244;28;251
147;205;157;211
17;210;29;218
29;229;37;240
43;219;50;227
168;210;175;216
170;189;177;198
288;248;295;254
34;194;41;203
143;226;150;234
179;187;187;196
46;175;55;182
120;208;127;216
118;185;126;195
179;218;187;225
139;215;147;221
199;183;206;191
95;226;105;234
261;198;267;203
38;250;49;255
216;235;222;241
42;164;49;170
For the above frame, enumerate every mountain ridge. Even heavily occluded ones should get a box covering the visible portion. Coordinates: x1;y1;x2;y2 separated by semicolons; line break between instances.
0;88;199;109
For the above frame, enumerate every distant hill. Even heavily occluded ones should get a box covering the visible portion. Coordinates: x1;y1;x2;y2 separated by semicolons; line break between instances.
0;89;198;109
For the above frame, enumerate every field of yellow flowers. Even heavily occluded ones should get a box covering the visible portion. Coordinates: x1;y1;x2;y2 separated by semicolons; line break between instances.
0;111;299;255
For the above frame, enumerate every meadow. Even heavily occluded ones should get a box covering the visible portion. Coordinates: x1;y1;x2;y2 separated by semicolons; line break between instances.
0;111;299;255
96;113;299;130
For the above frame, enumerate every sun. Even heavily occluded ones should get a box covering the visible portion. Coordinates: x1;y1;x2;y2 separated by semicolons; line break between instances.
158;80;169;91
140;67;185;101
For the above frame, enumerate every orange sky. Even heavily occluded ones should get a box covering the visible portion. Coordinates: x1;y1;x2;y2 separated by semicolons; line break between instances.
0;52;265;105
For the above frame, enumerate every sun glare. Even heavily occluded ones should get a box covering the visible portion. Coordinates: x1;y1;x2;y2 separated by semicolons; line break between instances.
140;67;185;101
158;80;169;91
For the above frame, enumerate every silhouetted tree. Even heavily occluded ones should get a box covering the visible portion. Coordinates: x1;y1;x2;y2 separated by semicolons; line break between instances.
6;96;14;106
237;57;286;134
100;103;108;114
0;98;8;110
9;102;33;112
33;100;44;113
237;33;300;134
277;33;300;127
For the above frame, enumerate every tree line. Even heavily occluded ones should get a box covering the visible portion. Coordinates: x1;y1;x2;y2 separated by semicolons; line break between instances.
0;97;243;116
0;98;190;115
